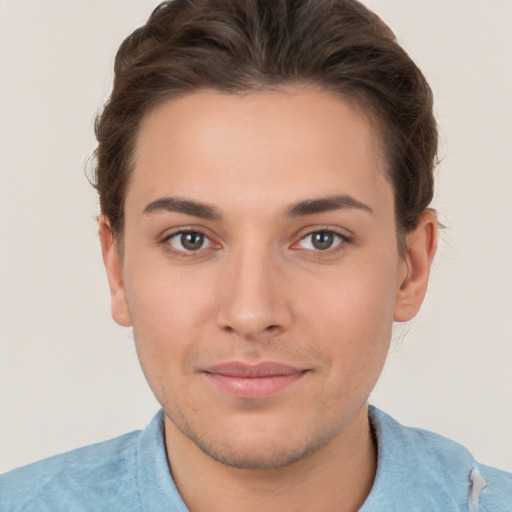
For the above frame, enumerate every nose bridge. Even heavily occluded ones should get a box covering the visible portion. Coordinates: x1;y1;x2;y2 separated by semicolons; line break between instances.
217;239;290;338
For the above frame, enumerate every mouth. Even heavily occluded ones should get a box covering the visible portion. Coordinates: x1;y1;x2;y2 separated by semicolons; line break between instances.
202;361;309;399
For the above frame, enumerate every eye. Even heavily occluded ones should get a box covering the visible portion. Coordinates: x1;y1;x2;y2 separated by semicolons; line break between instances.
165;231;213;252
296;230;346;251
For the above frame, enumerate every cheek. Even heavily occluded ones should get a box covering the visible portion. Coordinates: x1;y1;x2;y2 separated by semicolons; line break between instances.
124;262;218;376
300;253;399;374
125;246;217;325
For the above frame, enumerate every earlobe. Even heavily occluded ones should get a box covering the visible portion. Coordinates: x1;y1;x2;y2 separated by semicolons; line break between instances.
98;216;132;327
394;210;438;322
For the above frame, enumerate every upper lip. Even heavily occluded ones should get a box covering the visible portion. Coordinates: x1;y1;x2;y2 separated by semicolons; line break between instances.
204;361;306;378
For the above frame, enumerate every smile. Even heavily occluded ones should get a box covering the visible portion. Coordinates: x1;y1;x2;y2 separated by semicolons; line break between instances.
203;362;309;399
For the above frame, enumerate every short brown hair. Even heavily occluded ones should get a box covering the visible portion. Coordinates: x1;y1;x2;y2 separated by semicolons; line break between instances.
92;0;437;246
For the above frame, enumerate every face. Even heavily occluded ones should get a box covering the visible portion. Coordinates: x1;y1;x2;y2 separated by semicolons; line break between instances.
101;88;434;469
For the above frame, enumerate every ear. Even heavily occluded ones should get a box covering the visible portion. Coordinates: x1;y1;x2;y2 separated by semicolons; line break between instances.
394;210;438;322
98;215;132;327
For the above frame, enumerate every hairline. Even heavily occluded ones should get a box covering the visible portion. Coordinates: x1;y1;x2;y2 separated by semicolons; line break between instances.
110;81;403;254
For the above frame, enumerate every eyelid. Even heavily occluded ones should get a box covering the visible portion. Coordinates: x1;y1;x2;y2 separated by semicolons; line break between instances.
157;225;352;257
168;231;212;249
159;227;221;256
159;225;217;243
290;227;353;252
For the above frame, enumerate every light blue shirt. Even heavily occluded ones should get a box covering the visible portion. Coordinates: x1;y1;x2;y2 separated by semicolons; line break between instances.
1;407;511;511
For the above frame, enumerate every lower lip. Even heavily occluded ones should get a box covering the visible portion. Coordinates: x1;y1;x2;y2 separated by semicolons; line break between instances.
204;372;307;399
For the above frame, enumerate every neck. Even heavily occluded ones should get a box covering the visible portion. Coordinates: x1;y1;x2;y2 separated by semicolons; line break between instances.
164;405;377;512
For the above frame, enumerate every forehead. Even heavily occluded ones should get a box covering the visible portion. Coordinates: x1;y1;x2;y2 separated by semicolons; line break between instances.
127;88;391;218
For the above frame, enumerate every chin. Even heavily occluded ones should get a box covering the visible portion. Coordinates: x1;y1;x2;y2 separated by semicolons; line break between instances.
167;408;344;470
194;437;323;470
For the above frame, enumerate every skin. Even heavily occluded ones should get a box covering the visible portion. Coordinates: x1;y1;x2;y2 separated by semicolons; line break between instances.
100;87;437;512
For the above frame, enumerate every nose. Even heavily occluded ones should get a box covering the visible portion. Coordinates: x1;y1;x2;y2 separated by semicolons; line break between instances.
216;245;292;340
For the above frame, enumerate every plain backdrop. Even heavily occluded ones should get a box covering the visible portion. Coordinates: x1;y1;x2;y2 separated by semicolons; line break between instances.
1;0;511;474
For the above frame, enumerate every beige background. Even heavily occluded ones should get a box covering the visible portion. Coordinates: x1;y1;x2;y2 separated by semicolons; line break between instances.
1;0;511;473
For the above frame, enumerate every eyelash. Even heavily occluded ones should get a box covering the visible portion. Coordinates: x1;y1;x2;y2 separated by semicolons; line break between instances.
293;229;351;254
160;230;217;257
159;228;352;257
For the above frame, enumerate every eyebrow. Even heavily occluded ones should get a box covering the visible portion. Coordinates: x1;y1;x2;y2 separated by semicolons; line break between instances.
142;197;221;220
286;195;373;217
142;194;372;220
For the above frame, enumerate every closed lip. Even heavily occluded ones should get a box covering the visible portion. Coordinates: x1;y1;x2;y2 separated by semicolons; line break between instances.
202;361;309;398
204;361;307;377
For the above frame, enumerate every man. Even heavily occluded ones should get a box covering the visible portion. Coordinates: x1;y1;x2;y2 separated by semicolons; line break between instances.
1;0;511;510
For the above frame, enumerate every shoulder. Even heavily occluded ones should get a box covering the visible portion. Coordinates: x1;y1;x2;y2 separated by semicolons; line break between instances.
0;430;142;512
364;407;512;511
476;463;512;512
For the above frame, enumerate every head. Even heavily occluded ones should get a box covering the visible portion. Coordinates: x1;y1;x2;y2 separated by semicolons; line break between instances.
94;0;437;250
95;0;438;470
